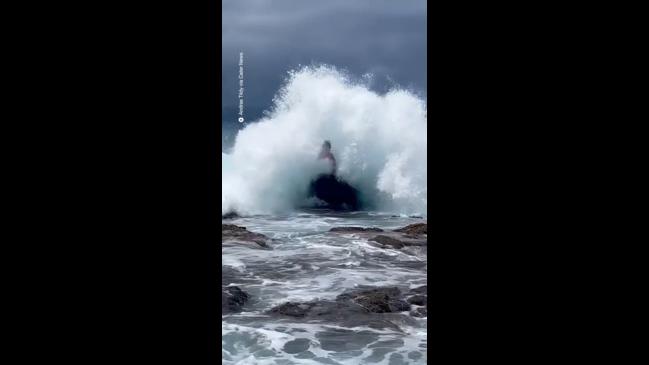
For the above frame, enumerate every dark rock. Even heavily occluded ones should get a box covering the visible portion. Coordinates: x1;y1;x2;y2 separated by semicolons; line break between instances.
356;293;394;312
267;286;417;329
407;295;426;306
410;306;427;318
387;299;411;312
330;226;383;233
268;302;314;317
309;300;367;318
368;232;427;250
268;300;366;320
222;286;249;314
222;224;269;247
336;287;410;313
369;235;405;249
409;285;427;295
394;223;427;235
309;174;359;210
222;211;239;219
337;287;401;301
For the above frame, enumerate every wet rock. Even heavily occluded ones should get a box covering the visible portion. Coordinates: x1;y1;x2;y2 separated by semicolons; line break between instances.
370;235;405;249
394;223;427;235
310;300;367;318
267;300;409;330
222;224;269;247
268;300;366;320
337;286;400;300
410;306;427;318
267;287;418;329
222;286;249;314
369;232;427;250
407;295;427;306
268;302;315;317
221;211;239;219
330;226;383;233
309;174;359;211
336;287;410;313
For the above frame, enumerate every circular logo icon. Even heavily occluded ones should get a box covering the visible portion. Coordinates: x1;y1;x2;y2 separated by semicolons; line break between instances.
238;117;244;123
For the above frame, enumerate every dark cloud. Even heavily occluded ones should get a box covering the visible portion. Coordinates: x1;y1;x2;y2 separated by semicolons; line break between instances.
222;0;427;133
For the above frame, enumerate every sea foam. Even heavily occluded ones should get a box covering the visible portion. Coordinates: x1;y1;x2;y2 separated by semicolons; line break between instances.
222;65;427;215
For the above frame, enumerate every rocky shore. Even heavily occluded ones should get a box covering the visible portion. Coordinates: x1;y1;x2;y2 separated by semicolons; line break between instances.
221;224;271;248
221;222;427;321
222;286;249;314
265;285;427;330
331;222;427;250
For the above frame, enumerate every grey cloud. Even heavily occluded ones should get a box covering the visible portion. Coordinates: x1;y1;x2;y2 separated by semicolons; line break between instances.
222;0;427;126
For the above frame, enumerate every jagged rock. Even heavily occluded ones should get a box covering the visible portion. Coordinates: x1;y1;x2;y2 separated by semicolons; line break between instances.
394;223;427;235
336;287;410;313
222;211;239;219
268;286;412;321
370;235;406;249
309;174;359;210
269;302;314;317
330;227;383;233
410;306;427;318
222;286;249;314
268;300;366;319
266;300;416;332
222;224;269;247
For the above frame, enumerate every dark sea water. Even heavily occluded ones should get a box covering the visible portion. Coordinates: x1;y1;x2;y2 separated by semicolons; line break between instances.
222;210;427;364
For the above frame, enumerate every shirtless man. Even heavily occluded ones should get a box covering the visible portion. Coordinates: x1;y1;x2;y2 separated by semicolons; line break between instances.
318;140;337;176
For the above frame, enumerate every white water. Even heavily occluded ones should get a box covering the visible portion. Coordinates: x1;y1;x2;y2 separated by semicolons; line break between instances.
222;65;427;216
222;212;427;364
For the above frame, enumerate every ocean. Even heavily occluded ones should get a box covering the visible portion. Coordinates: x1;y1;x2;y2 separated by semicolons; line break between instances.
222;211;427;364
222;65;427;364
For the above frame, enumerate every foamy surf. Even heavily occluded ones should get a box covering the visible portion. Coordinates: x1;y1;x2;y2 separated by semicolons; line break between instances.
222;65;427;216
222;212;427;364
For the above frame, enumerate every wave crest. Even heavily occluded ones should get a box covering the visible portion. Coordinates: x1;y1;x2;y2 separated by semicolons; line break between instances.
222;65;427;215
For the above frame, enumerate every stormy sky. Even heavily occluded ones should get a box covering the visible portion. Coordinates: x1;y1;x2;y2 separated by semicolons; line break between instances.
222;0;427;144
